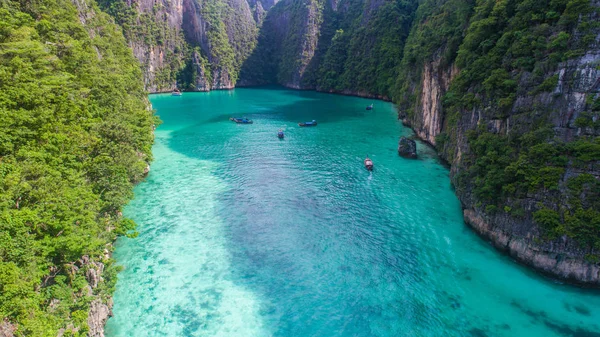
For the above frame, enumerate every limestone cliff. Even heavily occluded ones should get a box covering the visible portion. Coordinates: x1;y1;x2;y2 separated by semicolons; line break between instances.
454;44;600;286
402;55;458;145
102;0;416;95
398;0;600;285
239;0;416;97
100;0;270;91
239;0;325;87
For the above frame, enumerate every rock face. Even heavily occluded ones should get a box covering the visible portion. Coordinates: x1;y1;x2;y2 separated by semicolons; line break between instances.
239;0;416;97
0;319;16;337
82;257;113;337
397;0;600;285
237;0;325;87
104;0;417;95
464;210;600;285
101;0;269;92
121;0;189;92
398;137;417;159
88;299;112;337
402;55;458;146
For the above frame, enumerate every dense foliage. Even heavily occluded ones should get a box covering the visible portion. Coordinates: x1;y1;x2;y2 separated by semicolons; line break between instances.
461;128;600;251
315;0;417;96
241;0;418;97
0;0;154;333
239;0;324;86
393;0;474;117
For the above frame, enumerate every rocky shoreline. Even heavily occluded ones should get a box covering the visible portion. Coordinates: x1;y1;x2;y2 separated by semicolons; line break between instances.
85;255;114;337
464;209;600;286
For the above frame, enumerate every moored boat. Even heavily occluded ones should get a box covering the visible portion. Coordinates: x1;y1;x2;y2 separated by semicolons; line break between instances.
230;117;253;124
277;130;285;138
298;120;317;127
364;157;373;171
171;88;182;96
366;104;373;110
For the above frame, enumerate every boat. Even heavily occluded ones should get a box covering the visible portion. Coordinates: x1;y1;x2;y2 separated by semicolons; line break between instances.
364;157;373;171
298;120;317;127
230;117;253;124
171;88;182;96
366;104;373;110
277;130;285;138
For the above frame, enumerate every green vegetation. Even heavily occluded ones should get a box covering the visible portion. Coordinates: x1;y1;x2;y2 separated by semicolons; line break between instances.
441;0;599;249
100;0;259;91
278;0;324;85
391;0;599;251
240;0;327;86
240;0;417;96
465;127;565;203
98;0;190;91
394;0;475;115
0;0;154;333
316;0;417;96
462;127;599;249
202;0;240;85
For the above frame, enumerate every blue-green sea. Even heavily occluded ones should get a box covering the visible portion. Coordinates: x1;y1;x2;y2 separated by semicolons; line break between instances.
105;87;600;337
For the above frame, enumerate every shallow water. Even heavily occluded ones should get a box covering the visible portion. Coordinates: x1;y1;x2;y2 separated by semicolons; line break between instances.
105;87;600;337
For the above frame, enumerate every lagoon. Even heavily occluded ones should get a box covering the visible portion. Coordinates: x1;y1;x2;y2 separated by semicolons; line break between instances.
105;87;600;337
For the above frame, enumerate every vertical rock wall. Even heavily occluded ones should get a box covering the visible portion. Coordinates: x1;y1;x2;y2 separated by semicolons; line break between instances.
398;0;600;285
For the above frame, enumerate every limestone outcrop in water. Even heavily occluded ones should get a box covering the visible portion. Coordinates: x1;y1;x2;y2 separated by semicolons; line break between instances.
398;137;417;159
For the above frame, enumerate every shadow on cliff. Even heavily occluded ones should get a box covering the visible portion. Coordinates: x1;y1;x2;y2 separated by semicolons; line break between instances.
236;0;336;90
236;2;282;87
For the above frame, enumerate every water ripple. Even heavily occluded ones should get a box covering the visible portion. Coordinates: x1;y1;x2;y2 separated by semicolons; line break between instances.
106;89;600;337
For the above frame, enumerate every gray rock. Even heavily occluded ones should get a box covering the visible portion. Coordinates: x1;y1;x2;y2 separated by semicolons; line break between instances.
398;137;417;158
87;299;112;337
0;319;16;337
464;209;600;286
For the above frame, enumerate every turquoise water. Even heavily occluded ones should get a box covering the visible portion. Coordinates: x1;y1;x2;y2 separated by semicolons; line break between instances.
105;87;600;337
